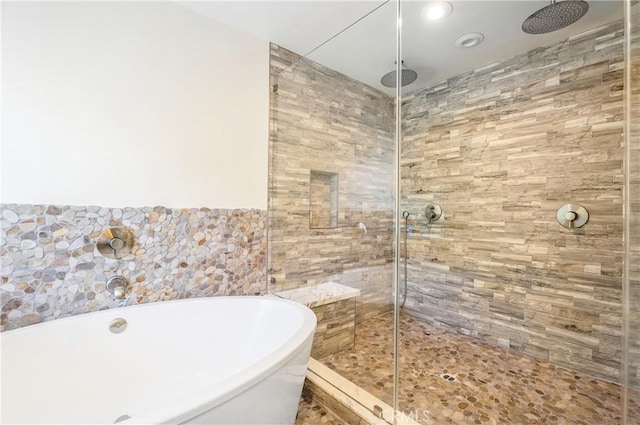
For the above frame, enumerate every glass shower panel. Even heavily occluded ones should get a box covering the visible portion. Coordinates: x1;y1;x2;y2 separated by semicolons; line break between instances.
398;1;628;423
267;0;399;409
623;1;640;423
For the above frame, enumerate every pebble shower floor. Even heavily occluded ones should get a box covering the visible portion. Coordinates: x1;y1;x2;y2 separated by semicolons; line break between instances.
311;313;639;425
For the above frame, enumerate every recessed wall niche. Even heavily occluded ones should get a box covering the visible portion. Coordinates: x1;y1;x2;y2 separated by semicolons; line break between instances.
309;170;338;228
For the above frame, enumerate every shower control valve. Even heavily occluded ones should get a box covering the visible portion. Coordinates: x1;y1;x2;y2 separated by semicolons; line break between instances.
556;204;589;229
424;203;442;223
97;227;135;259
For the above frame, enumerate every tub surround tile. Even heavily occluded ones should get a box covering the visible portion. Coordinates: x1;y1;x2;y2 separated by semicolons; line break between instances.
401;20;625;383
0;204;267;331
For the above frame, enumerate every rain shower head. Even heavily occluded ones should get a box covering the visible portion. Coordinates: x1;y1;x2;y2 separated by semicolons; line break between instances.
381;61;418;88
522;0;589;34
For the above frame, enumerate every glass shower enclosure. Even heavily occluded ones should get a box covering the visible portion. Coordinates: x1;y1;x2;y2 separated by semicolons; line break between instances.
267;1;639;423
267;0;400;409
623;1;639;423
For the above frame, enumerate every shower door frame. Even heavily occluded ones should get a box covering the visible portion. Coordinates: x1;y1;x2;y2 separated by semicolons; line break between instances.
622;0;639;424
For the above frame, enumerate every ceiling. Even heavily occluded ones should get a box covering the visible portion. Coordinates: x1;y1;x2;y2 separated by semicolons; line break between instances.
179;1;624;95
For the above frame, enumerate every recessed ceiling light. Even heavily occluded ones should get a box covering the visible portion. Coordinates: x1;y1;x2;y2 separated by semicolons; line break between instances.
455;33;485;48
421;2;453;21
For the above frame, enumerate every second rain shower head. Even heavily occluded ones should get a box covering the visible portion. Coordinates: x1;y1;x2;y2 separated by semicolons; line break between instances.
381;61;418;88
522;0;589;34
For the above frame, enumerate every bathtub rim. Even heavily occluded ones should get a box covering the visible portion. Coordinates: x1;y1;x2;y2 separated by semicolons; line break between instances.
1;296;317;425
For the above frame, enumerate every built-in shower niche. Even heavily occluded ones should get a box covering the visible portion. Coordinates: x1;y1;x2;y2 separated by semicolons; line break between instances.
309;170;338;228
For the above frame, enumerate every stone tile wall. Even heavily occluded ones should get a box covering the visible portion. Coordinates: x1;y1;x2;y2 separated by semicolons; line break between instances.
0;204;267;331
400;21;625;383
331;265;393;324
268;43;395;316
625;4;640;412
310;298;357;359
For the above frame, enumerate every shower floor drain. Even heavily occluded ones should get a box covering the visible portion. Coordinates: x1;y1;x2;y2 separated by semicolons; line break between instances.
442;374;456;382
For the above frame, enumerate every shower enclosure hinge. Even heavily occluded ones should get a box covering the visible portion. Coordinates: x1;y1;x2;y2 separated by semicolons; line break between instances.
272;84;278;93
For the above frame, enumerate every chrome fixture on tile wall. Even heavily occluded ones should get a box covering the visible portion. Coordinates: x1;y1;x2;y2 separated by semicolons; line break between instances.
556;203;589;228
106;276;129;300
356;222;368;234
97;227;135;259
425;203;442;223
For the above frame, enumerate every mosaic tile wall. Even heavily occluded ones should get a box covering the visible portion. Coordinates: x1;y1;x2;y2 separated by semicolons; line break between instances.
400;21;625;383
268;43;395;307
0;204;267;331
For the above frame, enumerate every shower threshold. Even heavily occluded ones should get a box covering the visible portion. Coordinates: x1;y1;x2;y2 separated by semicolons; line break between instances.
300;357;420;425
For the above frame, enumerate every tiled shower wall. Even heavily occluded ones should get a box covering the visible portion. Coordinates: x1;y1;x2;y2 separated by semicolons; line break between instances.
0;204;266;331
626;2;640;409
268;44;395;316
401;21;625;383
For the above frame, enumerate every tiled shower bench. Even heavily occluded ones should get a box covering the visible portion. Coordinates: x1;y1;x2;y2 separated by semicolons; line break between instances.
274;282;360;358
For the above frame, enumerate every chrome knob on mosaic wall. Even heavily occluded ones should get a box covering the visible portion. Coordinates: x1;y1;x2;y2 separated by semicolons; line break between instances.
97;227;135;259
106;276;129;300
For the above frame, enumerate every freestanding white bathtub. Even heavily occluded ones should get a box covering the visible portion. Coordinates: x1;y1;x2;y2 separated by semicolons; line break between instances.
0;296;317;424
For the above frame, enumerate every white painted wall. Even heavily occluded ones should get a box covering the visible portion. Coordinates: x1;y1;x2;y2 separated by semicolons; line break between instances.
1;1;269;209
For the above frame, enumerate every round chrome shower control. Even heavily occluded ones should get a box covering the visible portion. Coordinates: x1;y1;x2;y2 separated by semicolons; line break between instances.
556;204;589;229
425;203;442;223
96;227;134;259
